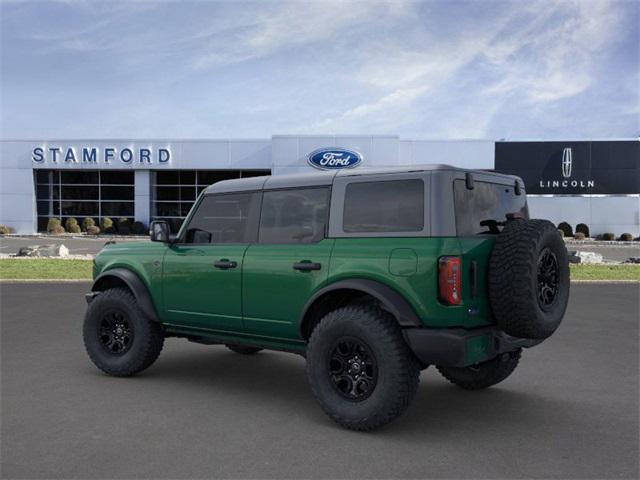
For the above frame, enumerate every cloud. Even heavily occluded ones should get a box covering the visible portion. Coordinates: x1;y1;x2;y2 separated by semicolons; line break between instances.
191;1;412;70
482;0;622;102
1;0;637;139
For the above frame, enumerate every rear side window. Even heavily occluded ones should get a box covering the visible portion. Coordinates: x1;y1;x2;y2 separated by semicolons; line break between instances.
183;192;260;244
454;180;529;235
343;179;424;233
259;188;330;244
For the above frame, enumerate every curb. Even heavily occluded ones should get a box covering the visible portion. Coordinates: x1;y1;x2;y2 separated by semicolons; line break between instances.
0;279;92;283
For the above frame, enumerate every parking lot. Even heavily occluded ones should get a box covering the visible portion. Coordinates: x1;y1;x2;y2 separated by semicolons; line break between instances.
1;282;638;479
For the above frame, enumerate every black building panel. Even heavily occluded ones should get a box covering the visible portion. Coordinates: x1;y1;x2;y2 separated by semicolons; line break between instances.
495;140;639;195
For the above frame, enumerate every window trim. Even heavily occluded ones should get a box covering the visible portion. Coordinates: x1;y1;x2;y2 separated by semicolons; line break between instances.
257;186;331;245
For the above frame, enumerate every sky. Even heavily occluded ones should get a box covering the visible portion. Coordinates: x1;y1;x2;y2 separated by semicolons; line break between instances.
1;0;638;140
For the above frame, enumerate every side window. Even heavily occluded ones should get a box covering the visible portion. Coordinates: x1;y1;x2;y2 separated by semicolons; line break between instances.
259;188;330;244
343;179;424;233
183;192;260;244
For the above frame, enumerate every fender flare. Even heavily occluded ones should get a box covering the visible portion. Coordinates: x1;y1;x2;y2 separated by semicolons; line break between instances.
299;278;422;335
91;268;159;322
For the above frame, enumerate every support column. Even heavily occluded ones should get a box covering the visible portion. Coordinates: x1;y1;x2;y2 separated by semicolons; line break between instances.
134;170;151;226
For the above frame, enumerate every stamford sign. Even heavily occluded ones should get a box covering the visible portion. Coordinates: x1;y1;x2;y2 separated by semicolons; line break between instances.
308;147;362;170
32;146;171;165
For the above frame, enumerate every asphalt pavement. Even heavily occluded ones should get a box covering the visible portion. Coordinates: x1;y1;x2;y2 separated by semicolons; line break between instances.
1;282;638;479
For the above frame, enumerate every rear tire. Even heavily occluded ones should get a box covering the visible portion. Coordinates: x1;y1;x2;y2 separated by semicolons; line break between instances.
306;305;420;431
437;349;521;390
225;344;263;355
83;288;164;377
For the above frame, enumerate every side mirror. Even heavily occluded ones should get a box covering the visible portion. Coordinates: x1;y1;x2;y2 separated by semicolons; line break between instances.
150;220;171;243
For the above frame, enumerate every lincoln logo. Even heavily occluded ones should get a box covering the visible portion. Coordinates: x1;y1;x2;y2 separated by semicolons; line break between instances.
538;147;595;189
561;147;572;178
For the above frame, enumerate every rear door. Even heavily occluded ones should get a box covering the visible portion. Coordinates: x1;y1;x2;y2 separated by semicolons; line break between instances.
162;191;261;332
242;187;333;341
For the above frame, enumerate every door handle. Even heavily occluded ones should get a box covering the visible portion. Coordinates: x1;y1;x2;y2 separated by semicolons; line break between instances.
293;261;321;271
214;259;237;269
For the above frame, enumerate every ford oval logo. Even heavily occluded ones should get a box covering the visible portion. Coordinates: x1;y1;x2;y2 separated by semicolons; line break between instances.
307;148;362;170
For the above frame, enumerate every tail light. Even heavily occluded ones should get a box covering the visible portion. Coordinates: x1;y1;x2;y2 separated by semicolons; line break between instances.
438;256;461;305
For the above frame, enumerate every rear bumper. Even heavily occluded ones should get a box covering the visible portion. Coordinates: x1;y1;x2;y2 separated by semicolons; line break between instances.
403;326;542;368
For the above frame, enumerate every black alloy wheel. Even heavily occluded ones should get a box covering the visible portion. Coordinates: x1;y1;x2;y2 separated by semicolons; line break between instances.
328;337;378;401
99;309;134;355
537;247;559;310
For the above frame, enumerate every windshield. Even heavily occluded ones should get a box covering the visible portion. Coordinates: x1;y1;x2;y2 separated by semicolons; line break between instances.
454;179;529;235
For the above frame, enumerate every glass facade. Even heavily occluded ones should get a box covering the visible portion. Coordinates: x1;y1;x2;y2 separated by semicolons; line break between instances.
35;170;135;231
151;169;270;231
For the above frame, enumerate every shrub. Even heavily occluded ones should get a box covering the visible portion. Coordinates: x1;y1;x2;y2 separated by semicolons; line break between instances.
598;232;615;241
131;221;146;235
557;222;573;238
101;217;114;234
0;224;13;234
86;225;101;235
573;232;586;240
575;223;590;238
557;229;564;238
46;218;62;234
65;217;81;234
82;217;96;231
618;233;633;242
116;217;131;235
50;225;66;235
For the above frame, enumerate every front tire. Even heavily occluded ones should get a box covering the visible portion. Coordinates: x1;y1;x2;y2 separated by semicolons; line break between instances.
306;305;420;431
436;349;521;390
83;288;164;377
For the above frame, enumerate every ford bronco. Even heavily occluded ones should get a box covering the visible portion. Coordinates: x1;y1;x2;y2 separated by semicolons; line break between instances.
83;166;569;431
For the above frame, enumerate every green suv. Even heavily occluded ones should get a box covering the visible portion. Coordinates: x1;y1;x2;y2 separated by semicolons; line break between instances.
83;166;569;431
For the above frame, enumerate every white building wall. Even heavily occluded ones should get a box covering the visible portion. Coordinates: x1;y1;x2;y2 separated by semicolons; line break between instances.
528;195;640;236
0;142;37;233
400;140;494;169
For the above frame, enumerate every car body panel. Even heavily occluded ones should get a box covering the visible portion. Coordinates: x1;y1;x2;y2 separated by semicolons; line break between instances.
161;243;248;332
242;239;335;341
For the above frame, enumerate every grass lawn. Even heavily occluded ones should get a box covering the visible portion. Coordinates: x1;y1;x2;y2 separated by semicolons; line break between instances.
0;259;92;279
0;259;638;281
569;263;640;281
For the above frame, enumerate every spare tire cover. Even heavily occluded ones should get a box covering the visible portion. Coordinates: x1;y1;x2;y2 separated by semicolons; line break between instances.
488;219;570;339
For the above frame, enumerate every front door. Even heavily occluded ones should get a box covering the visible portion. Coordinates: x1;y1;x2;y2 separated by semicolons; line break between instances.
162;191;261;332
242;187;333;341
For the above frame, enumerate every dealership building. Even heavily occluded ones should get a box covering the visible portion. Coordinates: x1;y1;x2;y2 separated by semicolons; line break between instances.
0;136;638;235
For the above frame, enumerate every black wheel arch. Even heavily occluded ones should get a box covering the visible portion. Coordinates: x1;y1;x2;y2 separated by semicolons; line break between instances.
299;278;422;340
91;268;159;322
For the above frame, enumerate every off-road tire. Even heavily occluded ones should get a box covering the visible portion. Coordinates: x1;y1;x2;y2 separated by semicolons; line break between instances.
437;349;521;390
83;288;164;377
489;219;569;339
306;305;420;431
225;344;263;355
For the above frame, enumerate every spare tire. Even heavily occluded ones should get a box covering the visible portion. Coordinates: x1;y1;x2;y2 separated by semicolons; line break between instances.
488;219;569;339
